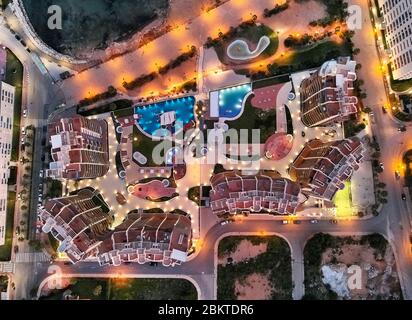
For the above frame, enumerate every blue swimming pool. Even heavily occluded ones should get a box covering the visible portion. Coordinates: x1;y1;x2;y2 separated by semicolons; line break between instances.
218;84;252;119
134;96;196;138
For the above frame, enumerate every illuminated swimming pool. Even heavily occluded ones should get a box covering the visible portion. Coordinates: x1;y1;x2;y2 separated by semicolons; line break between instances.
218;84;252;119
134;96;195;138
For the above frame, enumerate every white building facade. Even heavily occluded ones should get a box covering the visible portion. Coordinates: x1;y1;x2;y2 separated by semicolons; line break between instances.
379;0;412;80
0;81;15;246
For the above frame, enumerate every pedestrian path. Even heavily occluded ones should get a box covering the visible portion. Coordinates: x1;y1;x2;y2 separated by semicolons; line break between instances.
15;252;51;263
0;262;15;273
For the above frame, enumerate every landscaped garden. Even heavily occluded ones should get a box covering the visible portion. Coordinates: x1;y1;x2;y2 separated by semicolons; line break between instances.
132;125;164;167
217;236;292;300
206;20;279;65
224;95;277;143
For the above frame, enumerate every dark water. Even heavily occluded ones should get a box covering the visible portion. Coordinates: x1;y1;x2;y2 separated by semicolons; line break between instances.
21;0;169;57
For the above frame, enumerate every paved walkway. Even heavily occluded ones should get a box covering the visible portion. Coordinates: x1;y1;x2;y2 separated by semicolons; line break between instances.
60;0;326;105
0;262;15;273
15;252;50;263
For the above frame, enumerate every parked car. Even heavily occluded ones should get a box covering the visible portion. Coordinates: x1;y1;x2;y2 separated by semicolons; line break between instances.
293;220;302;225
220;220;229;226
22;109;27;117
379;162;384;171
39;169;44;178
402;193;407;201
15;226;20;235
395;171;401;180
398;126;406;132
281;220;289;225
310;219;319;224
21;127;26;135
369;112;376;124
382;106;387;114
330;219;338;224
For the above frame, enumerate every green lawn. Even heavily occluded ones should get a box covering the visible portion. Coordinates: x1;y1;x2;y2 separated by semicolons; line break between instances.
212;23;279;64
387;63;412;92
41;278;109;300
278;40;352;69
132;125;164;167
109;278;197;300
5;49;23;162
225;95;276;143
252;74;290;90
217;236;292;300
0;192;16;261
41;278;197;300
333;181;353;217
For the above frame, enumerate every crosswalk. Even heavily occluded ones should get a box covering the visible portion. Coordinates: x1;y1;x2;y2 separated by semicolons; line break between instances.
15;252;51;263
0;262;15;273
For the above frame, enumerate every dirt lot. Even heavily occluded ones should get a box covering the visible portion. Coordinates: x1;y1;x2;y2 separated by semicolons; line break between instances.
218;239;268;266
304;234;402;300
235;273;272;300
217;236;292;300
21;0;223;60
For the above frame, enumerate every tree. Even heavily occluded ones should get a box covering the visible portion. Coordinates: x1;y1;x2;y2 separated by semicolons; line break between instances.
377;182;386;188
353;47;361;55
28;240;42;251
362;106;371;113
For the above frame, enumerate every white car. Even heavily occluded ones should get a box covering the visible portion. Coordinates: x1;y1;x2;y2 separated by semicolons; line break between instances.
21;127;26;135
220;220;229;226
39;169;44;178
282;220;289;225
22;109;27;118
310;219;319;224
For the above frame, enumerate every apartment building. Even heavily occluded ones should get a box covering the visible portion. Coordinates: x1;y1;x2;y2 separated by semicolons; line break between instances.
289;138;364;201
46;116;109;180
96;211;192;267
300;57;358;127
39;188;114;263
379;0;412;80
210;170;303;217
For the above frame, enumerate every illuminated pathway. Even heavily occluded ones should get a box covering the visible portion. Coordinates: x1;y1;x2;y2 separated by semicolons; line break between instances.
60;0;325;105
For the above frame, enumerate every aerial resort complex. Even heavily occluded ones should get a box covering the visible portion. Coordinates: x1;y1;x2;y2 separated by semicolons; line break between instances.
0;0;410;304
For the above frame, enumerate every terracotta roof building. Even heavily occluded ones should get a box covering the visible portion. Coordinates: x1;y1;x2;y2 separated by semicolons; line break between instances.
210;171;303;217
289;138;364;201
300;57;358;127
46;116;109;180
39;188;113;263
96;211;192;267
